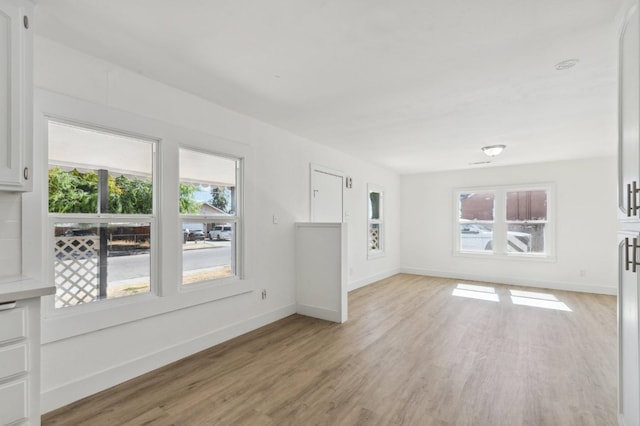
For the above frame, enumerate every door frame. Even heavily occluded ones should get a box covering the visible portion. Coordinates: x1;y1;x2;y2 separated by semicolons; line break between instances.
309;163;344;222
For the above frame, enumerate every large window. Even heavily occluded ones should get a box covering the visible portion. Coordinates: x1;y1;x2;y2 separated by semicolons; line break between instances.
48;120;156;309
456;185;552;257
32;90;254;340
179;148;241;285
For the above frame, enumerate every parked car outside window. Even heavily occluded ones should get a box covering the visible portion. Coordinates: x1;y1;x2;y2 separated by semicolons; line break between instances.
187;229;206;242
460;224;531;252
209;225;232;241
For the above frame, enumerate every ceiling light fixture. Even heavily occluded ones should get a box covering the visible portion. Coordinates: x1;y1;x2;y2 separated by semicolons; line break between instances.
481;144;506;157
555;59;579;70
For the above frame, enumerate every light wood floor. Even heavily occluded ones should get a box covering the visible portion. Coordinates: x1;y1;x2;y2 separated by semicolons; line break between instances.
43;274;618;425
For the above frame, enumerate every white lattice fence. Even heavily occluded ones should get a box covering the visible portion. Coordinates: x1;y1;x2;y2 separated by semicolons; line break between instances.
54;236;100;308
369;224;380;251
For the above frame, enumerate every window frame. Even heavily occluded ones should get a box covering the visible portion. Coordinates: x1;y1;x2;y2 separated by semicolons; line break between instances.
454;183;555;260
29;89;254;344
178;146;244;289
505;189;549;255
367;183;385;259
46;118;159;312
456;190;496;255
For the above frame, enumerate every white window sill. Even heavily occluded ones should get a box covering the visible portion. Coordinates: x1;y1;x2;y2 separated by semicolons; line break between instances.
454;250;556;263
367;250;385;260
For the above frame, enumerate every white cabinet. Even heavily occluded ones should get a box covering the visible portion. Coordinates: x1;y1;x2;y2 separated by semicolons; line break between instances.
618;232;640;426
619;4;639;221
0;0;32;192
618;5;640;426
0;299;39;425
0;278;54;426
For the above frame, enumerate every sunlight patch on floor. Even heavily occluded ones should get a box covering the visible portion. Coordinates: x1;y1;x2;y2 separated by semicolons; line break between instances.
509;289;572;312
452;283;500;302
451;284;572;311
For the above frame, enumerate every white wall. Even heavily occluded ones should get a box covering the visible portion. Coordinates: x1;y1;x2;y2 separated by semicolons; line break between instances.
0;192;21;277
23;36;400;412
400;158;618;294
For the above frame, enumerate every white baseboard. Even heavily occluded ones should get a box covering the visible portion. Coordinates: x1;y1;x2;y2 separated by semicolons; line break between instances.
400;267;617;296
41;303;297;414
296;303;342;323
348;268;400;292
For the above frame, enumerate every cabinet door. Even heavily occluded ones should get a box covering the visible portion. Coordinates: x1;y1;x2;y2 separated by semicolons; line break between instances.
0;0;30;191
618;6;639;221
619;231;640;426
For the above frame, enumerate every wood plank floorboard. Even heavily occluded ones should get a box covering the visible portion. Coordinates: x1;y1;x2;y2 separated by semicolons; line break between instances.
42;274;618;425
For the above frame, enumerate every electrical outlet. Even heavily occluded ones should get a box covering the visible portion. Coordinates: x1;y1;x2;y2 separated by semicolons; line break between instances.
272;215;279;224
261;289;267;300
579;269;586;277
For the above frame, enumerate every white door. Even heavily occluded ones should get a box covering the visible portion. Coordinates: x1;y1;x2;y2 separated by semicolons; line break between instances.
619;232;640;426
311;168;343;222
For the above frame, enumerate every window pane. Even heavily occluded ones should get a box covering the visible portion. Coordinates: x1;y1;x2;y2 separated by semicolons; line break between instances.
54;223;151;309
179;149;237;215
459;192;494;220
369;223;381;250
179;149;240;285
459;224;493;251
182;222;235;285
48;121;154;214
369;192;381;220
507;224;544;253
506;190;547;221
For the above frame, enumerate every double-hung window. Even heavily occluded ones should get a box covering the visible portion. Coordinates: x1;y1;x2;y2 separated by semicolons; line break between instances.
458;191;496;253
456;185;552;258
179;148;241;285
33;90;252;340
368;184;384;258
48;120;156;309
505;190;547;254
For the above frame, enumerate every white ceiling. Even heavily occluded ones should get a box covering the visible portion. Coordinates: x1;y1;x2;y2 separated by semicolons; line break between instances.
34;0;628;174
